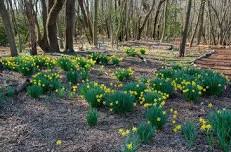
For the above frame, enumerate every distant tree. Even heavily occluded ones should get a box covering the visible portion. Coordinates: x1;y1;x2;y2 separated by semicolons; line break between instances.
0;0;18;56
93;0;99;46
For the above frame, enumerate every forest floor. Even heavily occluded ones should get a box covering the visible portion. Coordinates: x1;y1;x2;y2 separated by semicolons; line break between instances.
0;45;230;152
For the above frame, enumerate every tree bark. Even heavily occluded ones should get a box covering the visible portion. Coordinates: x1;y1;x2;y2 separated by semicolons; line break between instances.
137;1;155;40
153;0;166;39
160;0;168;43
65;0;75;52
93;0;99;46
179;0;192;57
0;0;18;56
37;0;50;52
24;0;37;55
46;0;65;52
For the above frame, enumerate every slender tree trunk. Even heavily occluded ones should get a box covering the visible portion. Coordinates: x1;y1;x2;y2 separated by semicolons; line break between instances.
93;0;99;46
65;0;75;52
153;0;166;39
197;0;205;45
0;0;17;56
160;0;168;43
37;0;50;52
137;1;155;40
24;0;37;55
78;0;93;43
179;0;192;57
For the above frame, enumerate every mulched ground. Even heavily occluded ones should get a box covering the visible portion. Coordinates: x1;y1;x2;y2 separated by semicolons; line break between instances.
0;51;230;152
195;48;231;79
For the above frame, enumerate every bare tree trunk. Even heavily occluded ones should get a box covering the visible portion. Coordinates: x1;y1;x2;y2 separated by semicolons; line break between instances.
65;0;75;52
46;0;65;52
78;0;93;43
137;1;155;40
0;0;17;56
189;0;203;47
197;0;205;45
93;0;99;46
160;0;168;43
37;0;50;52
153;0;166;39
179;0;192;57
24;0;37;55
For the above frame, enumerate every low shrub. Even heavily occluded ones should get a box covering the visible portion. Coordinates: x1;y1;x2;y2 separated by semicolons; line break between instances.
114;68;133;81
105;91;135;113
146;106;167;129
86;108;99;127
181;121;198;147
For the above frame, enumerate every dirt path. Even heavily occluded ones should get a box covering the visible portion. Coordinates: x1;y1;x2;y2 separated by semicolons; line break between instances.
195;48;231;79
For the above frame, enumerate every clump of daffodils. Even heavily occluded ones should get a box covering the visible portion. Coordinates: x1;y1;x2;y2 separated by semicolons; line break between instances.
199;117;212;132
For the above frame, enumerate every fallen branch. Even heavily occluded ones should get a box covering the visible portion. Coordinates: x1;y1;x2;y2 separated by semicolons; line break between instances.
192;50;215;65
3;79;30;96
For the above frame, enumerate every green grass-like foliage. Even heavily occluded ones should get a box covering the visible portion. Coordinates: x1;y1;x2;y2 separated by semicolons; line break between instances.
2;55;38;76
150;78;174;95
137;122;156;143
34;55;56;69
146;106;167;129
75;57;95;70
110;55;121;65
181;81;203;102
86;108;99;127
91;52;110;65
156;66;229;99
123;82;146;99
31;72;61;93
27;85;43;98
139;48;146;55
105;91;135;113
208;109;231;152
82;85;105;108
143;90;167;105
66;69;88;84
114;68;133;81
58;57;76;71
125;48;137;57
199;70;228;96
181;121;197;147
